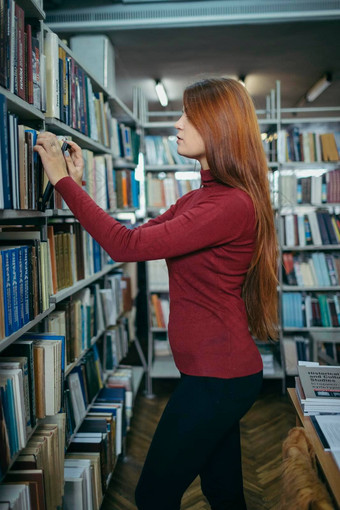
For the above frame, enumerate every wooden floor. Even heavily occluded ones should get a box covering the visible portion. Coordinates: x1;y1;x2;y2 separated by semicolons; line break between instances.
102;377;296;510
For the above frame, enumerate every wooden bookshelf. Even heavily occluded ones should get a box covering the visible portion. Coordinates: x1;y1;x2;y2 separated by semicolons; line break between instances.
288;388;340;509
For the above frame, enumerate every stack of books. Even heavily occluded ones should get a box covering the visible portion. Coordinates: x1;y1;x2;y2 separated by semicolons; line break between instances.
295;362;340;415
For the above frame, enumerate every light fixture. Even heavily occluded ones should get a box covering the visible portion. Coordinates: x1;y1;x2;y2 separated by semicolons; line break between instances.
305;73;332;102
155;80;168;107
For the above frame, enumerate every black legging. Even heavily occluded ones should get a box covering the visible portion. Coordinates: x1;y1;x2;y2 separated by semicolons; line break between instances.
135;370;263;510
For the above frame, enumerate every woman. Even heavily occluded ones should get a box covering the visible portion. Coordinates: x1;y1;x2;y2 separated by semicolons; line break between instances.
35;77;278;510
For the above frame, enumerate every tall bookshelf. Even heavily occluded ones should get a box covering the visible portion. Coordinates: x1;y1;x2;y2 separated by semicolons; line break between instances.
276;109;340;377
0;0;145;504
139;81;340;395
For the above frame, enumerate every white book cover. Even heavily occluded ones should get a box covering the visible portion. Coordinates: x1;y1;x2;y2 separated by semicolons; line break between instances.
100;288;116;327
64;476;85;510
68;372;87;427
297;214;306;247
308;211;322;246
65;460;93;510
44;31;60;119
284;214;296;246
94;155;107;210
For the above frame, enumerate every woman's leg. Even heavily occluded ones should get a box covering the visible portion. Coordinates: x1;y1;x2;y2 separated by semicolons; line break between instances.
135;371;262;510
199;371;263;509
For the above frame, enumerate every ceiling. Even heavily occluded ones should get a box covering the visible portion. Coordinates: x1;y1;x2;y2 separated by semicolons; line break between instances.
45;1;340;118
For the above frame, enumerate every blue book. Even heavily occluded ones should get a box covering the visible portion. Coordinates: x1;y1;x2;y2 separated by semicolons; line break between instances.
92;239;102;274
0;248;14;336
0;382;15;457
4;377;19;455
0;94;12;208
20;246;30;324
8;247;20;331
130;171;140;208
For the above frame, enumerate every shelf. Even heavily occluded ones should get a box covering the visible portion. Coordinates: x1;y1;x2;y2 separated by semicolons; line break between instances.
283;327;340;332
150;327;168;333
132;366;145;397
277;161;339;168
282;245;340;251
150;356;180;378
0;305;56;353
45;118;113;154
19;0;45;19
281;116;340;124
50;263;124;303
282;285;340;292
0;86;45;121
145;164;197;172
0;209;47;219
113;158;137;169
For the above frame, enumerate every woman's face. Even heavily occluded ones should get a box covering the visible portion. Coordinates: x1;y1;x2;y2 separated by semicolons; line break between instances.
174;111;208;169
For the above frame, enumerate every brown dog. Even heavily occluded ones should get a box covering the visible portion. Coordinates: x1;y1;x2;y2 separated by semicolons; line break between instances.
280;427;334;510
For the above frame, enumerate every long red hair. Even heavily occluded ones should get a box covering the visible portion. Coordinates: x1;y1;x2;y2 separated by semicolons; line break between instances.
183;78;278;341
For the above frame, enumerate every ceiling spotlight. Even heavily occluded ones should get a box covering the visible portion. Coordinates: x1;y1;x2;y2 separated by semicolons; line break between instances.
305;73;332;102
155;80;168;107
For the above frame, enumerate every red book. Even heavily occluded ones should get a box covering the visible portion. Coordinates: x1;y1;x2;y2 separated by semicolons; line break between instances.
15;3;25;100
25;24;33;104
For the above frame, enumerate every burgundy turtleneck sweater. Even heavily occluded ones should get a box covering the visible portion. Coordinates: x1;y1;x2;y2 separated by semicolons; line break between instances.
55;169;263;378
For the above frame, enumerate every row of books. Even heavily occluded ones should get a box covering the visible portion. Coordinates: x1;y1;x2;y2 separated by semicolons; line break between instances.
146;172;200;209
0;359;137;509
276;169;340;207
0;239;50;338
150;294;169;329
0;95;46;210
0;226;111;340
44;31;141;161
144;135;196;166
46;270;132;368
0;412;65;509
0;333;65;479
82;150;140;210
283;252;340;288
0;2;42;109
103;321;131;372
277;129;340;163
46;222;113;295
281;210;340;247
282;292;340;328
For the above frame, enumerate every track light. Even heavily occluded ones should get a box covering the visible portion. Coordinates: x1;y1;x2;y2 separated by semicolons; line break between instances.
155;80;168;107
305;73;332;102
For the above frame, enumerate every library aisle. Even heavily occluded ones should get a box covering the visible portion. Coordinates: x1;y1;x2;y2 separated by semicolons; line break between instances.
101;379;296;510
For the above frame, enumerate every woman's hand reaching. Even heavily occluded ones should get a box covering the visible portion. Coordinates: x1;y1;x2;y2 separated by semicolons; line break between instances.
34;132;84;187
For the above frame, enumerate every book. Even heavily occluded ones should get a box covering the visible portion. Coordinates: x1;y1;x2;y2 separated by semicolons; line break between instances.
311;414;340;453
297;363;340;401
44;31;60;119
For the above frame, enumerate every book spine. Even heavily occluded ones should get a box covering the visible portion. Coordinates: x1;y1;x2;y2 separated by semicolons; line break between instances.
15;3;25;100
